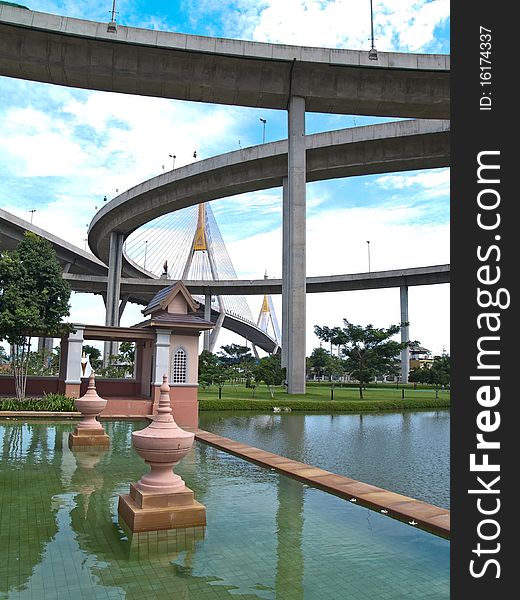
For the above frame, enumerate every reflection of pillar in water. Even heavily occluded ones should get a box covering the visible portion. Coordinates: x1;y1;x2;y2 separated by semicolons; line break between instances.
71;448;107;518
275;475;304;600
275;413;305;599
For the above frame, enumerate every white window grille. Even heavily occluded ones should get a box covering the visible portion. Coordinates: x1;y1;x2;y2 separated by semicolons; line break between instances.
171;348;187;384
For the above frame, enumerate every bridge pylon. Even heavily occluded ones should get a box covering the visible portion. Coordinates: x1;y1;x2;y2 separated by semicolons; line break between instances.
254;271;281;357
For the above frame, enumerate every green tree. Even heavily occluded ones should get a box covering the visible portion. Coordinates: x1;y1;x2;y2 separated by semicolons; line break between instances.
198;350;233;397
409;354;450;395
308;347;330;379
324;354;346;384
118;341;135;374
217;343;256;386
26;349;57;376
308;347;346;384
409;366;431;386
429;354;450;397
313;325;346;355
253;354;285;399
50;345;61;373
95;342;136;378
217;344;254;366
0;232;71;399
316;320;412;399
198;350;220;388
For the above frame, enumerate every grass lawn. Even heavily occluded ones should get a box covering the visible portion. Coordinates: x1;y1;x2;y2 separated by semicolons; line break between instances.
198;383;450;412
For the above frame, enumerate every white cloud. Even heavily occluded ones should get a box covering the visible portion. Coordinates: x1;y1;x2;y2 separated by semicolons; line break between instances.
0;89;241;181
2;195;95;252
227;201;448;278
0;107;84;177
230;0;449;52
224;200;449;355
375;168;449;191
28;1;111;21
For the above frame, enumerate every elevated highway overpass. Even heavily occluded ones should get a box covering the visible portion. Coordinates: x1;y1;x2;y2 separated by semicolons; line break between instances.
0;5;449;118
0;4;450;391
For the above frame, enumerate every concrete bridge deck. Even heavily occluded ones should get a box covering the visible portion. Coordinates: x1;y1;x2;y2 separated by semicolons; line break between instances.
0;5;449;118
62;264;450;297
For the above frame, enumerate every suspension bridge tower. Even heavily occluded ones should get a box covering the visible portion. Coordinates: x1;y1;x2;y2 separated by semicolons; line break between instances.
254;272;281;357
124;202;279;355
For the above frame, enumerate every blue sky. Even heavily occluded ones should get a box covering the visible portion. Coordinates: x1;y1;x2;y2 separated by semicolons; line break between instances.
0;0;450;356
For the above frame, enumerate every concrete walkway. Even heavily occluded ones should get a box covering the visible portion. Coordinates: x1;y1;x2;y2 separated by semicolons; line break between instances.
193;428;450;539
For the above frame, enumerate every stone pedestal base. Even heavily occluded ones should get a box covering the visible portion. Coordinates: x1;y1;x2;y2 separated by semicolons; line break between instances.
68;427;110;448
118;483;206;532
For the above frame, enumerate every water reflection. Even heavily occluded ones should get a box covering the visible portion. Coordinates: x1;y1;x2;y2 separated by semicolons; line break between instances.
0;420;449;600
199;410;450;508
276;476;304;599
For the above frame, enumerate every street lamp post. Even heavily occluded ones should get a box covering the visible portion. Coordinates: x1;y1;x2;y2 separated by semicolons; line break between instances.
366;240;371;272
144;240;148;271
107;0;117;32
169;154;176;169
260;118;267;143
29;209;36;224
368;0;378;60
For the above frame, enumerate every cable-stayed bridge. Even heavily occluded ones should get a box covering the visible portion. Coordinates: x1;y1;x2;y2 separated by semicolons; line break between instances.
0;207;450;358
124;202;281;353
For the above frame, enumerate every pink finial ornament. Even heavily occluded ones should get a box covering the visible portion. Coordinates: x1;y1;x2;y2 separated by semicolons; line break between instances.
131;375;194;494
69;373;110;448
118;374;205;533
74;372;107;429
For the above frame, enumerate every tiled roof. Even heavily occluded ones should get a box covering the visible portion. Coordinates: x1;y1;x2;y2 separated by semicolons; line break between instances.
143;284;175;314
143;280;199;316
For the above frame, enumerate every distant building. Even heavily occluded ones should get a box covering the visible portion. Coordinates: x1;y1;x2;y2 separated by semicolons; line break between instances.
409;345;434;370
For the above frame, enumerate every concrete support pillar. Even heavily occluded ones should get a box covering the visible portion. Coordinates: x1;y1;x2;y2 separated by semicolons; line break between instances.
104;231;124;365
400;285;410;384
140;341;153;397
283;95;306;394
152;331;171;387
209;307;225;353
118;294;129;321
151;331;172;412
281;177;288;369
37;337;54;353
64;326;84;398
37;337;54;368
203;294;211;352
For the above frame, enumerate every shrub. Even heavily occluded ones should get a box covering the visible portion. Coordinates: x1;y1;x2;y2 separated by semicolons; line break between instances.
0;393;76;411
198;397;450;412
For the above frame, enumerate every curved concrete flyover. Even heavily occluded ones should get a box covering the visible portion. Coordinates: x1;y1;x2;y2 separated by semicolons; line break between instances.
0;5;449;118
208;307;278;354
88;119;450;270
63;265;451;298
0;208;107;277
